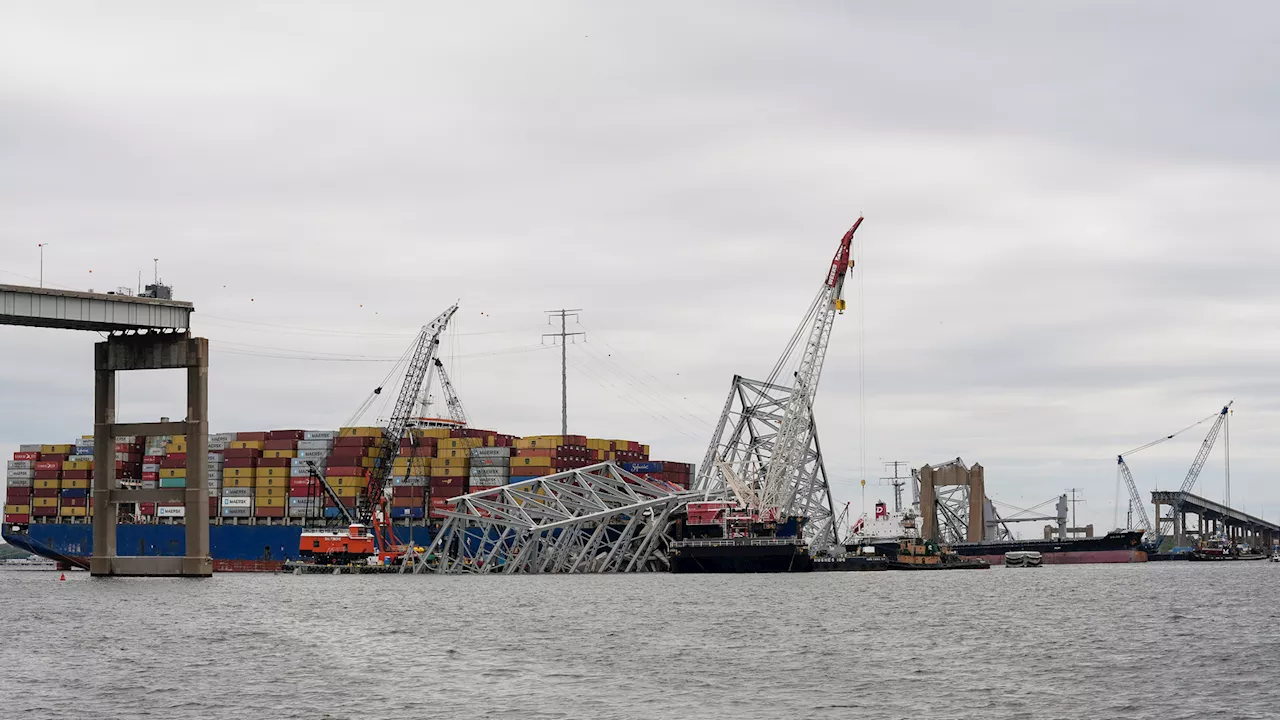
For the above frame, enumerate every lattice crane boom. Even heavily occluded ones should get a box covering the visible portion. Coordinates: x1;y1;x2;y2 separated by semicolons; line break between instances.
1116;456;1154;538
757;218;861;519
433;358;468;425
1157;401;1232;540
357;304;459;525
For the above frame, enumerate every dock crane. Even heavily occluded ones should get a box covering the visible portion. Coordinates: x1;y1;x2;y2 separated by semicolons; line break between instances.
1116;401;1232;548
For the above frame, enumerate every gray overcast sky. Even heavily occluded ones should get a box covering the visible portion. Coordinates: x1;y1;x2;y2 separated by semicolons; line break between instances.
3;2;1278;534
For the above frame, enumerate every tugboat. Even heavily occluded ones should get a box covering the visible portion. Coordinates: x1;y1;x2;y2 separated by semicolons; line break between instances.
1188;534;1268;561
882;536;990;571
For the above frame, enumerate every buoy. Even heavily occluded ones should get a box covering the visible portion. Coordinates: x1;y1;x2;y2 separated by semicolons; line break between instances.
59;573;66;581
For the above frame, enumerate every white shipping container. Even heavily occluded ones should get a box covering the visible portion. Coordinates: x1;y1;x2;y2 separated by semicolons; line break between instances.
207;470;222;481
470;466;510;478
6;478;32;488
296;449;329;460
221;507;252;517
75;438;95;447
468;478;505;489
157;505;186;517
210;433;236;443
290;468;313;478
297;440;333;451
141;480;157;489
7;460;34;470
222;487;252;498
19;444;42;452
470;456;510;468
115;436;138;444
143;463;161;473
6;469;35;480
471;447;512;458
208;439;230;451
303;430;337;441
221;496;253;508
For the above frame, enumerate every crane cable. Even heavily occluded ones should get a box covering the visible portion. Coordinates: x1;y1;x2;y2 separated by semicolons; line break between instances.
1120;411;1220;459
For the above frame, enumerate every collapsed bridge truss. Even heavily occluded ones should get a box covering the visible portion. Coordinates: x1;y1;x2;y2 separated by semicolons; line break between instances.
414;462;701;574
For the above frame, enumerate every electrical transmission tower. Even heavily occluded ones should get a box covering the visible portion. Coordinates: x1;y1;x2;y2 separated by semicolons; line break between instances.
543;309;585;435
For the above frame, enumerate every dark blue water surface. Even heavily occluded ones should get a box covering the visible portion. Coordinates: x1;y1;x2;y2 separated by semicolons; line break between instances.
2;562;1277;719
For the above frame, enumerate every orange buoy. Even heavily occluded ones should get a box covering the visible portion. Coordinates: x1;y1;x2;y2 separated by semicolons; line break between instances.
59;573;66;581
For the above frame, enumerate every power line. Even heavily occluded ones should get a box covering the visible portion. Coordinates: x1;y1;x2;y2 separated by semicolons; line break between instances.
576;341;713;430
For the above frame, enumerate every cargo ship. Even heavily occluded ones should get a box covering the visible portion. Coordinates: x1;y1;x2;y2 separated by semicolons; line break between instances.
669;500;815;573
3;425;693;571
950;529;1147;565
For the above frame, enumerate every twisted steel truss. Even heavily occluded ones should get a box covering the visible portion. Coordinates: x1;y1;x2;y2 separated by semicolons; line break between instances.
416;462;698;574
694;375;838;550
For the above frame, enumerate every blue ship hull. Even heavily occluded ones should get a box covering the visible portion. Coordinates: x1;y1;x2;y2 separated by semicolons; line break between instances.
4;522;438;568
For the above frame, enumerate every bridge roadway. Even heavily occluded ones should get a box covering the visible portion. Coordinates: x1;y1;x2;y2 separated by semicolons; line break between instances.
1152;490;1278;549
1;282;210;576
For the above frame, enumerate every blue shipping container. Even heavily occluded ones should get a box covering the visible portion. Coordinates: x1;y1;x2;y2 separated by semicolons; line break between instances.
620;461;663;474
391;507;425;519
60;488;89;499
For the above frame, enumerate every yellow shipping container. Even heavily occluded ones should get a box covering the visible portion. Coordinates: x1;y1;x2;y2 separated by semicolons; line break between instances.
257;476;289;488
170;434;187;443
429;457;468;468
160;468;186;479
63;460;93;471
359;457;377;468
440;437;484;450
430;466;469;478
62;479;89;489
254;467;290;478
435;448;470;459
255;496;286;507
339;427;384;438
514;436;564;449
223;467;254;478
42;444;74;454
512;456;552;467
230;440;265;450
334;486;361;497
4;504;31;514
33;497;59;507
60;506;88;517
642;445;650;456
255;488;287;499
328;476;365;488
35;479;61;489
586;439;610;450
166;442;188;454
263;450;297;459
224;476;257;488
409;427;451;439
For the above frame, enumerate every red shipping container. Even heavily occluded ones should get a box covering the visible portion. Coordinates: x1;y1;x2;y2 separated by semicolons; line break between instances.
267;429;305;441
258;457;290;468
161;455;186;468
429;476;466;489
333;436;375;448
61;497;88;507
289;478;319;491
430;486;466;499
143;455;162;464
13;452;40;461
41;454;69;463
63;470;91;480
324;465;365;477
33;487;59;497
4;513;30;524
325;497;357;508
391;496;419;508
114;443;134;452
224;457;259;468
34;460;61;471
139;502;156;515
32;506;58;517
6;487;33;501
34;470;62;480
236;431;269;441
327;449;366;464
223;447;263;459
254;506;286;518
392;486;425;498
263;439;297;450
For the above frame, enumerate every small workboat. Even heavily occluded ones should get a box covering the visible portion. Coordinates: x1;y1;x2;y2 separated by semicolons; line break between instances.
1004;551;1042;568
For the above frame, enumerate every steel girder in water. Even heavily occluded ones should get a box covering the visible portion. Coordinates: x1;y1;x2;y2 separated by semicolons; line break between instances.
417;462;698;574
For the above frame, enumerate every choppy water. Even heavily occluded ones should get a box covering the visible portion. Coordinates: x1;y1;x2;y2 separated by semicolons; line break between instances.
2;562;1278;719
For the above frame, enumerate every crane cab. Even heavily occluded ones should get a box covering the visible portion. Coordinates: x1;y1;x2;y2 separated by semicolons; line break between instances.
299;524;377;564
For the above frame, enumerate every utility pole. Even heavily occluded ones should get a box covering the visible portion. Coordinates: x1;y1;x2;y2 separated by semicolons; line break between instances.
543;309;584;436
881;461;910;513
1067;488;1085;533
38;243;48;287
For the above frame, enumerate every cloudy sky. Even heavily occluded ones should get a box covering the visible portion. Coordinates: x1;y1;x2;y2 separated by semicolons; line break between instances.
3;2;1277;535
